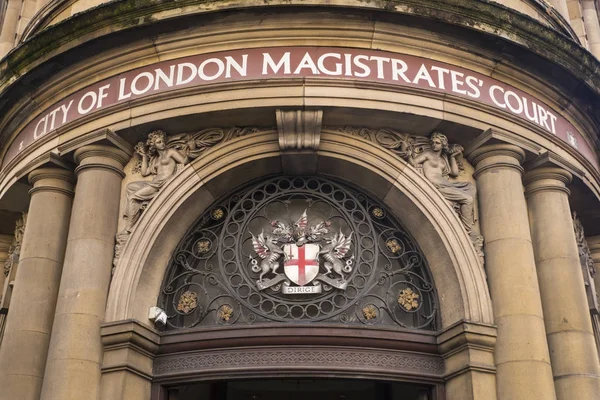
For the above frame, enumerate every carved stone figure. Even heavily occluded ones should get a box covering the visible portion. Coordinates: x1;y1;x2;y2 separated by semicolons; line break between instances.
123;129;223;232
113;127;261;271
4;213;27;278
573;211;598;312
375;129;484;259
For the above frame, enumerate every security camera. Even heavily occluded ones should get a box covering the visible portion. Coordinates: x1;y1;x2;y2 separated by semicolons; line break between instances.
148;306;167;329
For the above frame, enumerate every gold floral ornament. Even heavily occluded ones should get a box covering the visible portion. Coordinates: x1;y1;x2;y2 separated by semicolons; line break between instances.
211;208;225;220
397;288;420;311
371;207;384;219
362;305;378;320
176;290;198;314
196;239;211;254
218;305;234;321
386;239;402;254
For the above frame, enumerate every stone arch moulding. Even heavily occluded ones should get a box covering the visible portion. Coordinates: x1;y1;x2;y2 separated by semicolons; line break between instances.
106;129;494;329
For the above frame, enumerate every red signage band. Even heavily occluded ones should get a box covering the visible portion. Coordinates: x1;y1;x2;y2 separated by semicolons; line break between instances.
2;46;596;169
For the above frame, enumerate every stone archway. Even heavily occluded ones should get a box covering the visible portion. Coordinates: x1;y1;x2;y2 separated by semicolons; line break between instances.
107;129;492;327
102;128;496;400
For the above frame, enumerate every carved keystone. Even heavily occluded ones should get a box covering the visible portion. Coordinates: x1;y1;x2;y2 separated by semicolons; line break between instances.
276;110;322;151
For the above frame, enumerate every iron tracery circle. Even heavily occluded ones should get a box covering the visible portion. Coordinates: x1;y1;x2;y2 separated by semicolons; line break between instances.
160;176;437;330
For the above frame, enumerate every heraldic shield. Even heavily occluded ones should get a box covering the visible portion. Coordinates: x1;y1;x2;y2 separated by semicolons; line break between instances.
283;243;320;286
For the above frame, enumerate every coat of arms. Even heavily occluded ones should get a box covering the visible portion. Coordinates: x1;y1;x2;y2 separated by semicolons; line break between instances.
250;210;354;294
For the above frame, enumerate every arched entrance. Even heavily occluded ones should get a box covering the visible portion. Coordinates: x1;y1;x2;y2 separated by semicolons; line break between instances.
102;128;496;400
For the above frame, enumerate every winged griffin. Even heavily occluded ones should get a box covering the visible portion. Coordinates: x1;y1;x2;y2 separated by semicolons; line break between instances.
319;231;353;278
250;210;354;294
251;221;291;281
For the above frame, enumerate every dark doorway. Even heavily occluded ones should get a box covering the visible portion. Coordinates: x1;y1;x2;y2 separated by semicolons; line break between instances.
166;379;432;400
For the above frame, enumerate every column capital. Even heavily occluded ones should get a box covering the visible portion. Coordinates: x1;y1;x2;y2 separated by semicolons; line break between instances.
74;144;130;178
523;167;572;197
27;167;75;197
467;143;526;178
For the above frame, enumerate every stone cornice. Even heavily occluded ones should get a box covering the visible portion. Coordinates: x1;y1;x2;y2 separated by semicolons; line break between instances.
100;319;160;381
0;0;599;131
57;128;133;157
524;151;584;180
14;152;74;183
101;319;160;355
466;128;543;158
437;320;498;351
437;320;497;380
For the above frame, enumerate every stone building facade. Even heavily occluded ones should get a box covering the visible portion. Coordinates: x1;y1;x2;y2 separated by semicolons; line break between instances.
0;1;599;399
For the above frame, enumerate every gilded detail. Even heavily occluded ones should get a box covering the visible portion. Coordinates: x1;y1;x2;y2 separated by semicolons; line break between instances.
372;207;384;218
386;239;402;254
398;288;420;311
197;239;211;254
176;291;198;314
218;305;234;321
362;305;378;320
211;208;225;220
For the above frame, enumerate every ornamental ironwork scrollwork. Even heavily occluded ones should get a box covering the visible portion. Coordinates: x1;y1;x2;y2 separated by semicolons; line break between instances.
159;177;437;330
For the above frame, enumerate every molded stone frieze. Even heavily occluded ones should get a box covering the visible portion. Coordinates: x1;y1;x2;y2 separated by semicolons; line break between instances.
333;127;484;262
113;127;261;270
573;211;599;312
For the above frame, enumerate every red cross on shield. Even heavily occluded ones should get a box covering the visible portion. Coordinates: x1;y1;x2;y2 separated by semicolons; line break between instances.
283;243;320;286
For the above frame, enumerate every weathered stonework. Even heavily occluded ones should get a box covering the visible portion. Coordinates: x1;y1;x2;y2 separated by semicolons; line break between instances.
0;1;598;399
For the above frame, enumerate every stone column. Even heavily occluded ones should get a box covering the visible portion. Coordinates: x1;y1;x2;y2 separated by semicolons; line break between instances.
0;168;74;400
0;0;21;57
524;167;600;399
582;0;600;58
41;145;129;400
469;144;556;400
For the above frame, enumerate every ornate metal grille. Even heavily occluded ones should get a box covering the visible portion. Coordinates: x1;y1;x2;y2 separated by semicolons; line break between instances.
159;177;437;330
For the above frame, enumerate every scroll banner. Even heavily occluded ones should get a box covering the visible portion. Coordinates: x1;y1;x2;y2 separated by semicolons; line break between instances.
2;46;596;169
